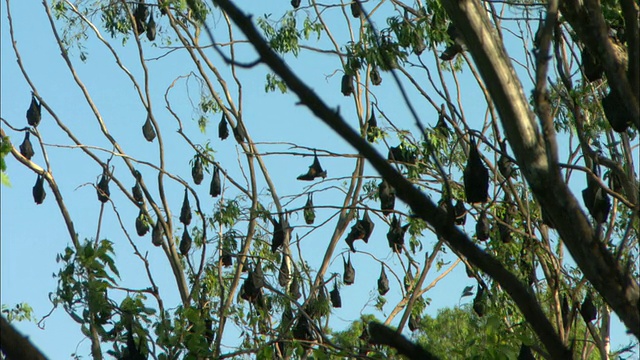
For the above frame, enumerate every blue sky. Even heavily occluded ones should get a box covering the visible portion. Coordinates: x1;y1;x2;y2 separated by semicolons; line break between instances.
1;1;637;358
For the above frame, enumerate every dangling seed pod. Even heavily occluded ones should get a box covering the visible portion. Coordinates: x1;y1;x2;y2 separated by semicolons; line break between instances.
32;174;46;204
475;210;490;241
210;165;221;197
19;132;35;160
218;114;230;140
135;210;149;236
303;193;315;225
179;188;192;225
191;156;204;185
377;265;389;295
343;254;355;285
97;169;110;203
142;115;156;142
350;1;361;18
341;74;354;96
180;227;192;255
26;94;41;127
152;220;164;247
146;11;156;41
132;179;144;204
330;281;342;308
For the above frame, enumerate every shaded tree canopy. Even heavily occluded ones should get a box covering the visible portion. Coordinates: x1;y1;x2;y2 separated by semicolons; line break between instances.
1;0;638;359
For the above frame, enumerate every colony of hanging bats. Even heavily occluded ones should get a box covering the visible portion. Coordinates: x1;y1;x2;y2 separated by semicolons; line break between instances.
13;9;636;356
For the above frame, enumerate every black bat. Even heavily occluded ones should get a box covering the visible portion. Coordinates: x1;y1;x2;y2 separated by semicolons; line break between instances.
341;74;354;96
388;145;417;164
434;104;450;139
498;139;516;179
152;220;164;247
582;163;611;224
142;116;156;142
210;165;221;197
370;67;382;86
232;121;247;143
289;275;301;300
278;255;290;287
498;197;514;243
146;11;156;41
580;294;597;323
290;0;301;9
463;136;489;203
132;179;144;204
378;180;396;216
26;94;41;127
180;228;192;255
96;169;110;203
297;151;327;180
367;108;378;142
191;156;204;185
330;281;342;308
270;216;289;252
252;260;265;290
303;193;315;224
350;1;361;18
454;199;467;225
218;114;229;140
386;215;408;253
472;284;485;317
135;211;149;237
404;269;414;292
221;249;232;267
518;344;535;360
440;24;466;61
32;174;46;204
475;209;490;241
377;265;389;295
408;314;419;332
602;91;630;132
343;254;355;285
133;2;148;36
179;188;192;225
19;132;34;160
581;47;603;82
